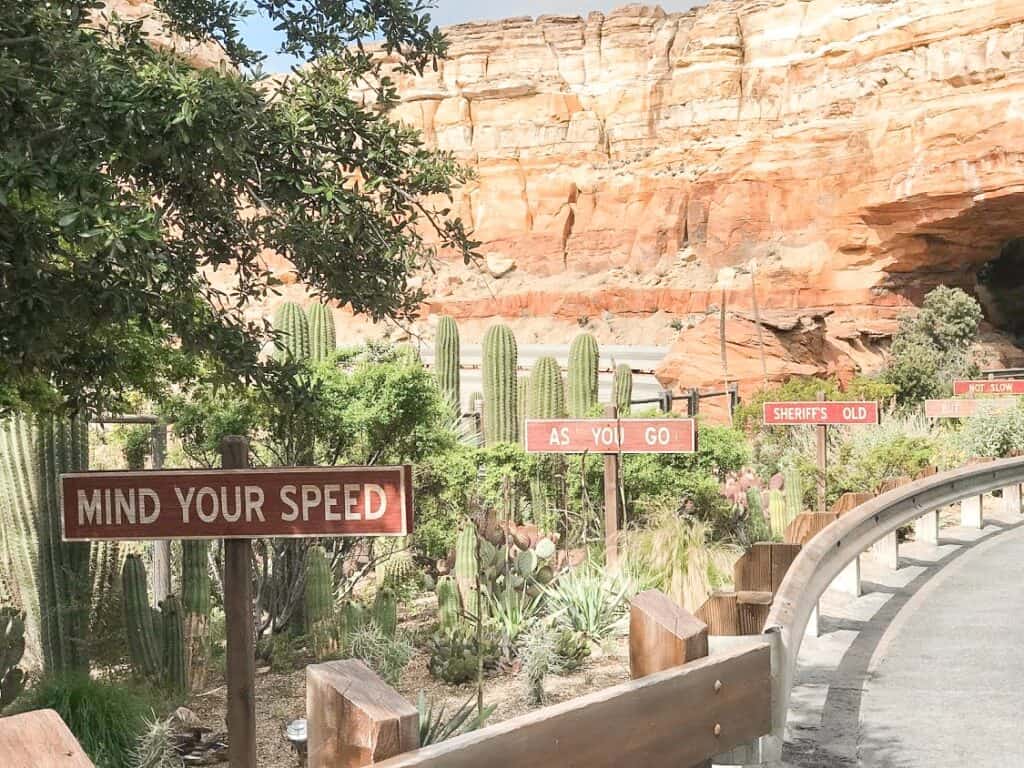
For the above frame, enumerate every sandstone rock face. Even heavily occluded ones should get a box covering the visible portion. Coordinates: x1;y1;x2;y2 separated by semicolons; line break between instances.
358;0;1024;402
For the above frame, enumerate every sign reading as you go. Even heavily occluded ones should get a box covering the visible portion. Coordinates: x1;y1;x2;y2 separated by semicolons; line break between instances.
523;418;696;454
61;466;413;541
952;380;1024;396
762;401;880;425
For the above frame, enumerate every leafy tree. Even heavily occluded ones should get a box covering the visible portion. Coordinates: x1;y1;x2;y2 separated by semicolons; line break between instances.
1;0;475;414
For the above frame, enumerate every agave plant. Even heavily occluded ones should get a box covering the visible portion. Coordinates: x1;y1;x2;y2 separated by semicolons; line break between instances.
542;565;631;642
417;692;495;746
485;587;542;662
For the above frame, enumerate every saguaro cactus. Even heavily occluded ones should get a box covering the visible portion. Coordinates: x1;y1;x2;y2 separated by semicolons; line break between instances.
568;333;599;417
307;303;336;363
482;324;518;444
435;316;461;413
0;608;25;712
159;595;187;695
528;356;566;418
36;414;91;673
372;588;398;637
181;541;210;688
304;545;334;628
613;364;633;413
123;554;161;679
784;466;803;519
436;576;460;631
453;524;479;621
273;301;310;362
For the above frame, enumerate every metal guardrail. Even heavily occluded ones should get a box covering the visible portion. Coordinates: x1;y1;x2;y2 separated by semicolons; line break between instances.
759;455;1024;761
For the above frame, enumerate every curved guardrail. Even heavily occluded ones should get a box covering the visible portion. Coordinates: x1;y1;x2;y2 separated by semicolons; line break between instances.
759;455;1024;761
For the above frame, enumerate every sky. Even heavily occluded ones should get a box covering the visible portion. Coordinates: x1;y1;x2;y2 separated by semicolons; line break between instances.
240;1;707;73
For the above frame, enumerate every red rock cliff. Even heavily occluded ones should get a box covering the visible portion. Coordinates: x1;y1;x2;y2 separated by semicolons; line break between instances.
359;0;1024;395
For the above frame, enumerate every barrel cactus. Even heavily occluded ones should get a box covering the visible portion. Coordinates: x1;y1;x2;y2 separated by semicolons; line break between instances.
123;554;161;680
568;333;599;417
435;316;461;414
613;364;633;413
160;596;187;695
482;324;518;444
307;302;336;363
273;301;310;362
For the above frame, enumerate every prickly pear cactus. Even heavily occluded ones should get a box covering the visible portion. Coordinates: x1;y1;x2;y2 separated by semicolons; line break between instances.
0;608;25;712
482;324;518;444
567;333;599;417
160;595;187;695
435;316;461;413
123;554;161;679
307;302;337;363
273;301;311;362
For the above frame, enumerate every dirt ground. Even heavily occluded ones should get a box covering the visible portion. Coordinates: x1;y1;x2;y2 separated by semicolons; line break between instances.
188;594;631;767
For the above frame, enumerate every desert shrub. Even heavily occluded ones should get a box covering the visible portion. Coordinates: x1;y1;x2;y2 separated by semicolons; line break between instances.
346;623;413;685
955;403;1024;459
883;286;982;405
846;375;897;404
622;508;739;612
414;445;478;562
17;674;165;768
130;715;178;768
734;377;841;432
426;625;500;684
518;622;589;704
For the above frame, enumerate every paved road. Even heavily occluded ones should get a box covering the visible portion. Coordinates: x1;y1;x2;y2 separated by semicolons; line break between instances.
783;507;1024;767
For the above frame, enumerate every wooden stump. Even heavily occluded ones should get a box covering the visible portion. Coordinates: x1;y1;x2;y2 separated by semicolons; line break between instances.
0;709;94;768
696;591;740;636
733;542;801;593
629;590;708;678
307;659;419;768
736;591;773;635
830;491;872;517
784;512;837;545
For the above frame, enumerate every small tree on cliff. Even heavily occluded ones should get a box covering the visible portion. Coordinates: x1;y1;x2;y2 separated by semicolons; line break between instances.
884;286;983;405
0;0;476;413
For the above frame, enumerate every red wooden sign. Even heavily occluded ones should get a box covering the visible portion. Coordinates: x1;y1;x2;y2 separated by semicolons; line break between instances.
952;380;1024;395
925;397;1018;418
762;401;879;425
61;466;413;541
523;419;696;454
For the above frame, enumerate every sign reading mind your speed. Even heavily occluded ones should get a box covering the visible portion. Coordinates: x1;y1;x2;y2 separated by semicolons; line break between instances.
61;465;413;541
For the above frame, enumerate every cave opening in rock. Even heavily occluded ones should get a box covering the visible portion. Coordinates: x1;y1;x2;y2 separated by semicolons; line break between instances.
977;238;1024;347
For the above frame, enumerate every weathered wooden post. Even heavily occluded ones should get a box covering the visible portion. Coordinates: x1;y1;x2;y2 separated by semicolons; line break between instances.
815;391;827;512
307;660;418;768
221;436;256;768
629;589;708;678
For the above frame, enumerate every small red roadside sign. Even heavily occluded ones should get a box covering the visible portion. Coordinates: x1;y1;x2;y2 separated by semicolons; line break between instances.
762;401;880;425
61;465;413;541
952;380;1024;396
523;418;696;454
925;397;1018;418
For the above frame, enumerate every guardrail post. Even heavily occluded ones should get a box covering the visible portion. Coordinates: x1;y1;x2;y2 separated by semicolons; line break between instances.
914;510;940;544
828;556;861;597
1002;483;1022;515
869;530;899;570
961;494;984;528
307;659;419;768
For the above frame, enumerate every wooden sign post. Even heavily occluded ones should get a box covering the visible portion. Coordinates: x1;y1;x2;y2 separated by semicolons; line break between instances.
762;399;880;512
525;413;696;569
61;441;414;767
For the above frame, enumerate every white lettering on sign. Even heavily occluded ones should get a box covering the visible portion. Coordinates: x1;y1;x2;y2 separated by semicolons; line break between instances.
364;484;387;519
548;427;570;446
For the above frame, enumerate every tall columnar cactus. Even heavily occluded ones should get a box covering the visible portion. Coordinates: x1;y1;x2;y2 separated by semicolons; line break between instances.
181;541;210;689
159;596;187;695
372;588;398;638
482;324;518;444
528;356;566;418
435;316;461;413
436;576;460;631
273;301;311;362
0;608;26;713
517;375;530;442
613;364;633;413
453;524;479;621
307;302;337;363
568;333;599;417
36;414;91;673
304;545;334;628
0;416;41;662
768;489;788;539
784;466;803;519
123;554;161;679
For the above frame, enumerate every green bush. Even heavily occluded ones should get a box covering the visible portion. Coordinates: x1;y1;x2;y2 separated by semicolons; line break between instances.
16;674;165;768
956;404;1024;459
828;415;936;502
734;377;840;432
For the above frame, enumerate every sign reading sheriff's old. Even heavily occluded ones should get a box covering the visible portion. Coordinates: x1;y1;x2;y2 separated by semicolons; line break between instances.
523;418;696;454
61;466;413;541
762;401;880;425
952;379;1024;396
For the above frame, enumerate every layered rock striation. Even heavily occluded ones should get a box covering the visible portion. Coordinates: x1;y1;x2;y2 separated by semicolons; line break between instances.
364;0;1024;395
